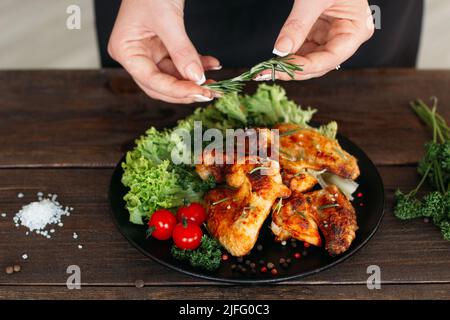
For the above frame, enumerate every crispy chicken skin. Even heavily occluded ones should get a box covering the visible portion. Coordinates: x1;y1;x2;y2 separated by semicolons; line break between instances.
204;157;291;257
271;191;322;246
271;185;358;255
307;185;358;255
281;170;317;193
275;123;360;180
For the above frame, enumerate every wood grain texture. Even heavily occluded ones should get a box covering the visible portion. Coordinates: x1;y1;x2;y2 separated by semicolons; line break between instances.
2;283;450;300
0;166;449;290
0;70;449;168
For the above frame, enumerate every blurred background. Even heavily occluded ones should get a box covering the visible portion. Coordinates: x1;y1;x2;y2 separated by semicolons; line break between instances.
0;0;449;69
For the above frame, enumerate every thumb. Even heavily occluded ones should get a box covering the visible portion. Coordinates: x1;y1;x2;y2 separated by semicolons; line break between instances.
273;0;331;57
157;20;205;85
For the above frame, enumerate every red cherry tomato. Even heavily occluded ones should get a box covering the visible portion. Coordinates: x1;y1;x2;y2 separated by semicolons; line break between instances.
177;202;207;225
172;220;203;250
147;209;176;240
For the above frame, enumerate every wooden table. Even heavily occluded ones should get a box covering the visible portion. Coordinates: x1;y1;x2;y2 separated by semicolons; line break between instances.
0;69;450;300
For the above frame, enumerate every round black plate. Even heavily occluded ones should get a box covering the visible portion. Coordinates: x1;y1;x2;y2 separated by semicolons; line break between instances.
109;133;385;284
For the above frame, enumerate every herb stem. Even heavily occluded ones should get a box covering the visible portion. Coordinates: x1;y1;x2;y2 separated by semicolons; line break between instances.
204;56;303;94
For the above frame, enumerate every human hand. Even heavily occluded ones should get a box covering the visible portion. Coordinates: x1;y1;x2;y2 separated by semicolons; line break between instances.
257;0;374;81
108;0;220;103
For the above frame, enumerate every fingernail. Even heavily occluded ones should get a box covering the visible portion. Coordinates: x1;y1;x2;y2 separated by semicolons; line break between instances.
210;65;222;71
254;74;273;81
273;37;293;57
186;62;206;85
191;94;213;102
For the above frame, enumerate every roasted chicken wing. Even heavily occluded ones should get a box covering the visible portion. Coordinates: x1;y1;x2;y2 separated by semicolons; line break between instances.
307;185;358;255
204;157;291;256
271;191;322;246
275;123;360;180
271;185;358;255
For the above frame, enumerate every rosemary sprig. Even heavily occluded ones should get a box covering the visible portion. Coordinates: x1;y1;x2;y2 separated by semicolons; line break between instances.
318;203;340;211
204;56;303;94
212;197;230;206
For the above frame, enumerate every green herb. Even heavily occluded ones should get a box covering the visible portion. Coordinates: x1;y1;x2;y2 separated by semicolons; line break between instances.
295;210;307;219
204;56;303;94
274;198;283;215
394;98;450;241
318;203;340;210
249;166;266;174
279;149;297;161
280;129;302;137
171;235;222;271
212;197;230;206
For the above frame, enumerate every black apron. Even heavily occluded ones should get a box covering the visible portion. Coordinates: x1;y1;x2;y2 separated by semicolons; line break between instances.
95;0;423;68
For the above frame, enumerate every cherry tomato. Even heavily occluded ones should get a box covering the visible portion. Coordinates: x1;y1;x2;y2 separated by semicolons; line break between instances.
177;202;207;225
172;220;203;250
147;209;176;240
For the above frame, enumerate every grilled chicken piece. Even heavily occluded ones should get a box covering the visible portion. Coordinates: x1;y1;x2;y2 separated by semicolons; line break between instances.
271;185;358;255
271;192;322;246
307;185;358;255
281;170;317;193
204;157;291;256
275;123;360;180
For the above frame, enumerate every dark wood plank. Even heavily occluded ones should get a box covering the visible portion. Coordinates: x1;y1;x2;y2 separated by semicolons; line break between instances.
2;283;450;300
0;70;449;168
1;166;450;289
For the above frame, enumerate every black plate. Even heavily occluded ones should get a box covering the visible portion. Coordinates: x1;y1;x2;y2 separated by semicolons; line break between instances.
109;133;384;284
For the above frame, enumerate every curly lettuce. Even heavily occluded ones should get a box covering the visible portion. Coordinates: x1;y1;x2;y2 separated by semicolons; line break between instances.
121;131;215;225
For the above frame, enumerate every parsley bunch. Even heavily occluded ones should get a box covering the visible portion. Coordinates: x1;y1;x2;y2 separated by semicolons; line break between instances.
171;235;222;271
394;98;450;240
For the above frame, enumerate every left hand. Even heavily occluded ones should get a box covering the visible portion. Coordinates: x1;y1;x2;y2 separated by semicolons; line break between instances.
257;0;374;81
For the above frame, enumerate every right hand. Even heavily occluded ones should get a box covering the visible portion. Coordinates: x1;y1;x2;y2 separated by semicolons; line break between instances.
108;0;220;104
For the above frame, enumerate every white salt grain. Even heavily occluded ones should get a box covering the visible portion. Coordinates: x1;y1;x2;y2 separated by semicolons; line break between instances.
1;213;6;218
78;245;83;249
22;254;28;260
17;192;24;198
73;232;78;239
14;195;71;238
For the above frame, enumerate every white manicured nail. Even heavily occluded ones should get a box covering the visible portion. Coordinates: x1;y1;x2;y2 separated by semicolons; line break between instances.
195;74;206;85
210;65;222;71
272;48;289;57
191;94;213;102
254;74;273;81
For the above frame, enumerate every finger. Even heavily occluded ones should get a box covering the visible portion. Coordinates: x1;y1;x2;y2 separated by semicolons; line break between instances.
273;0;332;56
200;55;222;70
134;78;211;104
156;18;206;84
298;32;361;74
158;55;222;80
123;52;214;100
254;69;328;82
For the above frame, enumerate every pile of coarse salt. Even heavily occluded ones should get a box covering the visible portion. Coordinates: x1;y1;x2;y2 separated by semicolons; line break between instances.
13;192;73;239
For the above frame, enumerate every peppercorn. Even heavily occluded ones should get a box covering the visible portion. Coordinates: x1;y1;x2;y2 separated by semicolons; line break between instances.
5;266;13;275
